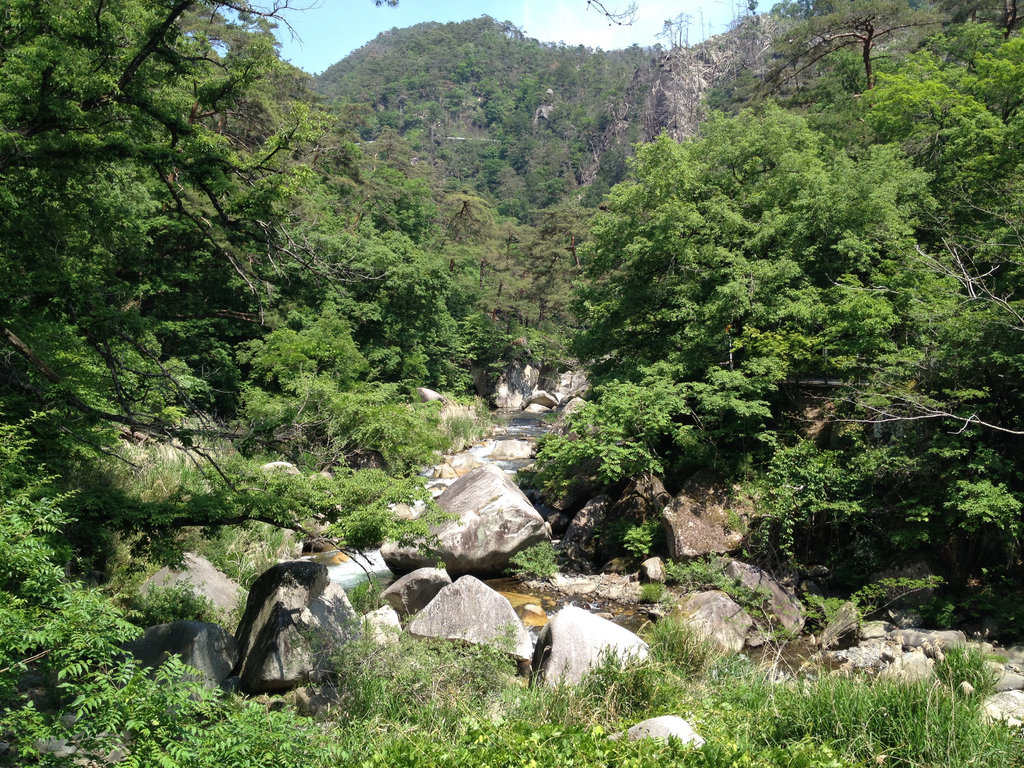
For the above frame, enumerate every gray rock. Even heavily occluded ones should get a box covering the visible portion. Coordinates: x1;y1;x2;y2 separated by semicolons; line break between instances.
289;685;342;718
1005;645;1024;665
619;715;705;746
817;602;860;650
416;387;444;403
381;567;452;618
125;620;239;688
560;495;611;568
526;390;559;409
662;472;745;560
897;628;967;651
880;649;934;683
260;461;300;475
381;465;549;577
984;690;1024;725
996;671;1024;692
407;576;532;660
675;591;752;656
524;403;551;413
554;371;588;401
724;560;804;634
547;511;573;538
552;397;587;436
828;640;901;674
858;621;889;641
362;606;402;645
32;738;76;758
489;439;535;460
234;561;357;694
639;557;666;584
494;362;542;411
141;552;243;614
533;605;648;685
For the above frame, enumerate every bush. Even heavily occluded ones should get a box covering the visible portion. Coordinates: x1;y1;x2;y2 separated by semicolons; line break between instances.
130;582;218;627
347;576;385;615
645;617;718;678
508;541;558;579
638;581;667;603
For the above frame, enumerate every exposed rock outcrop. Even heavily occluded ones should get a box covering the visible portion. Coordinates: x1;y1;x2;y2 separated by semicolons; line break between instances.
662;472;745;561
723;560;803;635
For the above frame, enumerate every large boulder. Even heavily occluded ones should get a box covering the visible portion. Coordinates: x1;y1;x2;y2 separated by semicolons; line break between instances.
526;390;559;409
723;560;804;634
594;474;670;564
532;605;648;685
554;370;589;401
233;561;357;694
675;591;753;655
381;464;549;577
494;362;542;411
552;397;587;436
416;387;444;403
140;552;242;614
407;576;532;660
985;690;1024;726
380;567;452;618
662;472;745;560
559;495;611;569
125;620;238;688
489;439;535;460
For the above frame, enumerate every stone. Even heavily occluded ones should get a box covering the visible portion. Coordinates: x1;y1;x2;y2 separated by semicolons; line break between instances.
828;640;902;674
996;671;1024;692
554;370;588;401
140;552;243;615
859;621;889;641
662;471;745;560
311;550;349;566
381;567;452;618
675;591;753;656
407;576;532;660
362;606;402;644
639;557;666;584
619;715;705;747
547;511;573;538
559;495;611;568
526;390;559;409
524;403;551;413
234;561;357;694
552;397;587;436
447;453;483;476
817;601;859;650
494;362;542;411
489;439;535;460
880;649;934;683
723;560;804;634
260;460;300;475
381;465;549;577
896;628;967;651
533;606;648;685
125;620;239;688
416;387;444;403
984;690;1024;726
521;604;548;627
289;686;341;718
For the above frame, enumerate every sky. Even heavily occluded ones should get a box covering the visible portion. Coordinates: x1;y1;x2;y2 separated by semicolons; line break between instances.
274;1;744;75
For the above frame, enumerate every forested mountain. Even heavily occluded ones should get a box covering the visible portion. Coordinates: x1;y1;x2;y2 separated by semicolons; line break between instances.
3;0;1024;763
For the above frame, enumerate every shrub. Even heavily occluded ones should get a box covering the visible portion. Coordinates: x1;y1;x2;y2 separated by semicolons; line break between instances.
508;541;558;579
130;582;218;626
645;617;718;678
347;576;385;615
639;582;667;603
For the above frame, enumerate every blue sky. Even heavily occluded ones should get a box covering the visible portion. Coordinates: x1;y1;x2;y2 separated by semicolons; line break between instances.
274;1;743;75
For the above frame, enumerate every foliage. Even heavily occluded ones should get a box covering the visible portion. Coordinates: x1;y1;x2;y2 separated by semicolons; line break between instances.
508;541;559;579
128;583;219;628
346;577;386;615
638;581;669;603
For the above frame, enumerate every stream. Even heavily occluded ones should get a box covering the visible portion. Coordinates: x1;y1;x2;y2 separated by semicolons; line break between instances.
310;410;643;632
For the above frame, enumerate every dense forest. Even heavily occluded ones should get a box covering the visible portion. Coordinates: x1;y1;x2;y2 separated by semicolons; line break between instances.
2;0;1024;764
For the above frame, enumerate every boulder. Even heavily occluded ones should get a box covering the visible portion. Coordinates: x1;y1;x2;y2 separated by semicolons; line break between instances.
552;397;587;436
362;606;402;645
547;511;573;538
524;403;551;414
723;560;804;634
618;716;705;746
140;552;243;615
896;628;967;651
554;371;589;401
526;390;559;409
984;690;1024;726
880;649;934;683
234;561;357;694
532;605;648;685
995;671;1024;692
380;567;452;618
559;495;611;569
828;639;901;674
416;387;444;403
124;620;238;688
381;465;549;577
661;472;745;560
407;576;532;660
447;453;484;476
639;557;666;584
489;439;535;460
260;461;300;475
675;591;753;656
817;601;860;650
